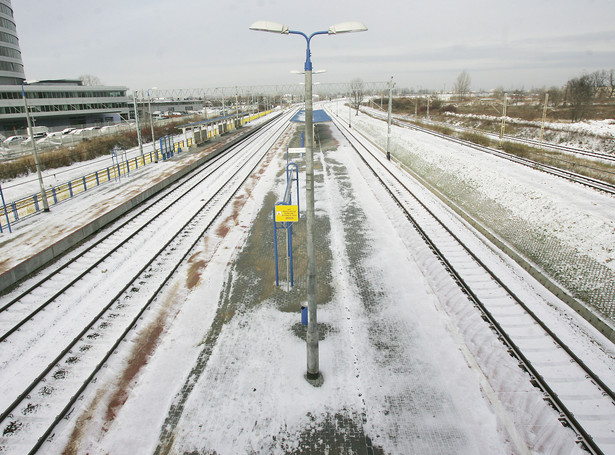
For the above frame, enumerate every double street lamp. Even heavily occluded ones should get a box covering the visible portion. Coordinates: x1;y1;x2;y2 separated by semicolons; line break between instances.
250;20;367;385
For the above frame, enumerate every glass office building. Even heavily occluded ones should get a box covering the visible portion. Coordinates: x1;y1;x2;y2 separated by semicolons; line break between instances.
0;0;25;85
0;1;129;133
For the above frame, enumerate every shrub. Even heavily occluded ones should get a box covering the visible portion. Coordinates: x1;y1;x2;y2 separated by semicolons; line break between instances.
501;141;532;157
440;104;458;114
460;131;493;147
0;118;191;181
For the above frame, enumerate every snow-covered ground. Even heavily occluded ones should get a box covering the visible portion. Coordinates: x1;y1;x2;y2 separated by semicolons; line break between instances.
1;107;613;454
442;112;615;154
335;102;615;321
36;120;587;454
0;134;180;203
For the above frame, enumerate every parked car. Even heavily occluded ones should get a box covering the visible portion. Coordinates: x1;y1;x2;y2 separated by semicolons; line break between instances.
3;135;25;145
38;131;63;144
61;127;76;135
22;131;48;145
100;125;117;133
82;126;101;132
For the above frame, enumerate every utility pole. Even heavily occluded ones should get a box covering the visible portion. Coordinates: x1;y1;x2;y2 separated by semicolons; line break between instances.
348;94;352;128
499;93;507;148
386;76;394;160
540;92;549;150
22;83;49;212
235;87;239;125
133;91;144;157
148;89;157;162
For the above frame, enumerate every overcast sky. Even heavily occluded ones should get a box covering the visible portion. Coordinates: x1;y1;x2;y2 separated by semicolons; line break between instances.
12;0;615;93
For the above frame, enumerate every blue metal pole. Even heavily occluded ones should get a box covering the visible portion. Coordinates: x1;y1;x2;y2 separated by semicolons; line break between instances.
0;183;11;233
273;206;279;286
288;223;294;286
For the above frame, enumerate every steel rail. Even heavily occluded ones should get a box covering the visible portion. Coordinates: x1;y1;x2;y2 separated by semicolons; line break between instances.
0;126;259;311
365;108;615;193
331;112;613;455
398;119;615;195
0;116;283;342
367;108;615;164
0;109;296;454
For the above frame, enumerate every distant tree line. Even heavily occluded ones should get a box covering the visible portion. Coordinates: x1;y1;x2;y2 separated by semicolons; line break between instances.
487;69;614;122
562;69;614;122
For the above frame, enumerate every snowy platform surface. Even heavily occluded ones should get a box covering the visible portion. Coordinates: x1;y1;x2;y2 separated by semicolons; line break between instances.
1;113;605;454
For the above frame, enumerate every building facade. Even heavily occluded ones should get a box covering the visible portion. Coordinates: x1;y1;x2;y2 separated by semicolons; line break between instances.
0;1;130;135
0;79;130;134
0;0;24;85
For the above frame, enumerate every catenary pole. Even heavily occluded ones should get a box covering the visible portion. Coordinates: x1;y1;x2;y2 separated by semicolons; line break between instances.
540;92;549;150
133;91;144;157
22;83;49;212
386;76;393;160
499;93;507;148
148;88;157;162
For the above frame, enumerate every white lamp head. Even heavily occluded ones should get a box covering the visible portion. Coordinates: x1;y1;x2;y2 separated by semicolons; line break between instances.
249;21;289;34
328;22;368;34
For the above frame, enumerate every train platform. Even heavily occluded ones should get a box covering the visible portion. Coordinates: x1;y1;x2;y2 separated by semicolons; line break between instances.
0;125;255;292
1;117;588;454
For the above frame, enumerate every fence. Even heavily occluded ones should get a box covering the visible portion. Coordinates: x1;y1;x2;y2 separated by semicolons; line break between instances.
0;109;274;232
0;137;190;232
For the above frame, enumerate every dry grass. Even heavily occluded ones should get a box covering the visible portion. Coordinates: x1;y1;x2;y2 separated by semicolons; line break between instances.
405;118;615;186
459;131;493;147
0;119;191;181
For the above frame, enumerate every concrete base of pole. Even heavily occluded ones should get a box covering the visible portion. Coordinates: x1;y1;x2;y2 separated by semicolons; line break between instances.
305;371;324;387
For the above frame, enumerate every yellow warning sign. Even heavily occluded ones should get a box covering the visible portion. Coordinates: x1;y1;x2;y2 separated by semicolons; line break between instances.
275;205;299;222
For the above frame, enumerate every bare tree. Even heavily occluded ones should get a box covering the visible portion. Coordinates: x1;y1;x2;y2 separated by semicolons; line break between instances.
453;71;471;99
566;75;593;122
349;78;365;115
588;70;606;97
79;74;102;86
606;69;615;98
547;86;563;106
492;86;505;100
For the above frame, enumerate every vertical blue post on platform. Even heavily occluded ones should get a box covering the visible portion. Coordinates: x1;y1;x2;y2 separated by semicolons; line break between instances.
0;183;11;233
288;223;294;285
273;206;280;286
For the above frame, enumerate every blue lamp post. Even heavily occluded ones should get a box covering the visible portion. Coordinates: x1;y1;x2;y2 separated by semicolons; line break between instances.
250;20;367;385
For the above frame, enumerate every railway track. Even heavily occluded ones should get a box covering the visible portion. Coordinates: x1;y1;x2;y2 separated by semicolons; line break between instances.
366;108;615;194
0;108;296;454
330;110;615;455
488;131;615;162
